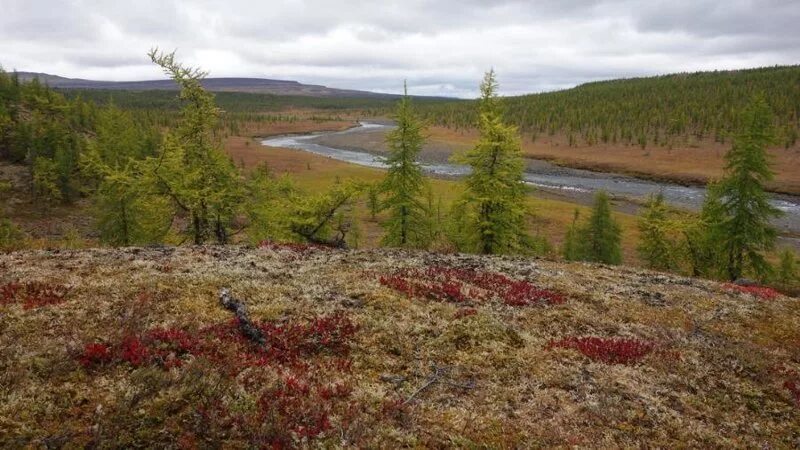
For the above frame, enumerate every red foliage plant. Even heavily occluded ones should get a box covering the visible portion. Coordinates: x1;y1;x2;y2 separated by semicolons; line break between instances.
379;266;565;307
78;343;113;368
784;379;800;406
775;365;800;407
77;312;359;445
547;336;656;365
0;281;69;309
723;283;780;301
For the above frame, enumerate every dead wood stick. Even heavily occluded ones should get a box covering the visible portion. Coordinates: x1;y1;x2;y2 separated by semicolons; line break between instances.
219;288;266;346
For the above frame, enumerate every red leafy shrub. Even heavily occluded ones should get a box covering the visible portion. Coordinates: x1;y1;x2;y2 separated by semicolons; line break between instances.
76;312;359;445
0;281;69;309
784;379;800;406
774;365;800;407
723;283;780;301
547;336;655;365
258;375;334;440
0;282;22;305
379;266;565;307
145;328;200;368
120;336;150;367
202;312;358;371
78;343;113;368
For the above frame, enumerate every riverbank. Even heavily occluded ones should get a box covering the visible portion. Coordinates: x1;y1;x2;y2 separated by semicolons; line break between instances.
264;122;800;239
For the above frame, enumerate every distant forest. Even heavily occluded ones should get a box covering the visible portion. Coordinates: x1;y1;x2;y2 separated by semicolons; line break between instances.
59;65;800;149
417;65;800;149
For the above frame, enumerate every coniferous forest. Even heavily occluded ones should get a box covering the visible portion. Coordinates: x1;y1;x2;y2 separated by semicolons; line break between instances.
419;65;800;149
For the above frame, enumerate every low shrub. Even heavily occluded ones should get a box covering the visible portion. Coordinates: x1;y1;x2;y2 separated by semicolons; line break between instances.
78;312;360;445
547;336;655;365
0;281;69;309
379;266;565;307
723;283;780;301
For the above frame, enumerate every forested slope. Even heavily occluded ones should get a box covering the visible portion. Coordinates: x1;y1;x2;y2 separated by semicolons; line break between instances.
420;65;800;149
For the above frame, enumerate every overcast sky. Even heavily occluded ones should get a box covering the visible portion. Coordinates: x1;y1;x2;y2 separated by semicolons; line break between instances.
1;0;798;97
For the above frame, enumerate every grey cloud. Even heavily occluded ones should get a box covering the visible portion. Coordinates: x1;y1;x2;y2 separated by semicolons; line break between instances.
0;0;797;97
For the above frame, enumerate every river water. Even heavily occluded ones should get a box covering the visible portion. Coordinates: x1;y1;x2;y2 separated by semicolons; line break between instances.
262;122;800;237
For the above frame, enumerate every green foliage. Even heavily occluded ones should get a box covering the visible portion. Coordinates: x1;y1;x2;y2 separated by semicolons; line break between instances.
0;217;23;250
92;104;159;168
775;249;799;294
381;83;431;248
562;209;582;261
245;164;298;244
0;181;24;250
91;165;172;246
288;180;364;247
682;184;727;278
454;70;531;255
716;95;781;280
366;183;381;221
145;49;244;244
566;191;622;264
0;68;97;202
31;157;62;205
637;192;677;270
419;65;800;148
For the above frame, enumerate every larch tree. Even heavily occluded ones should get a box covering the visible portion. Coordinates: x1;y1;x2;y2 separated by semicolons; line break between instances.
381;82;430;248
146;49;243;244
716;95;781;280
637;192;676;270
775;248;798;293
580;191;622;264
683;184;727;278
562;209;582;261
455;69;530;254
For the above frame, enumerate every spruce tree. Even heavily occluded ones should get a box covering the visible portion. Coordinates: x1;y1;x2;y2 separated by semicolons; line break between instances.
580;191;622;264
637;192;675;270
456;69;530;254
717;95;781;280
381;82;430;248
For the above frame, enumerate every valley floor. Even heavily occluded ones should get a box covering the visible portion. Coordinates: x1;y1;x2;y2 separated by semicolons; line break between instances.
1;246;798;447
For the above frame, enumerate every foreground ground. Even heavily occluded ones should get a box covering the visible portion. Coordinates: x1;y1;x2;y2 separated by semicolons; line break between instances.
1;246;799;447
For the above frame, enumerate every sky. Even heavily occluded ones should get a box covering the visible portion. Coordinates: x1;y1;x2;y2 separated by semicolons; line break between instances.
1;0;798;98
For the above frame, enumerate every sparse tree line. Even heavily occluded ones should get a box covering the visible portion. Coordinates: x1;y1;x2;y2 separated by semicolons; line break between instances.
417;66;800;150
0;54;797;294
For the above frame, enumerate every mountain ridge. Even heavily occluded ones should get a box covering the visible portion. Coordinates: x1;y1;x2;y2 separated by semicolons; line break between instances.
13;71;399;98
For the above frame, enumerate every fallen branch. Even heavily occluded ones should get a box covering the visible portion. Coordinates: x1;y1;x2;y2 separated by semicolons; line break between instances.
403;365;475;405
219;288;266;346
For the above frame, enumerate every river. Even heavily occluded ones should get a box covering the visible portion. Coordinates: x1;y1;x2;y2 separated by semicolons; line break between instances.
262;122;800;238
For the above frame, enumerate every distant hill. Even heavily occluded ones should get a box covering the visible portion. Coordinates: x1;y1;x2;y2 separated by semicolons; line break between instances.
14;71;398;98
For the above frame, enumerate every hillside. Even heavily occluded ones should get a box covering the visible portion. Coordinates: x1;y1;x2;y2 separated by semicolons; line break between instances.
14;71;398;98
421;65;800;149
2;245;799;447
